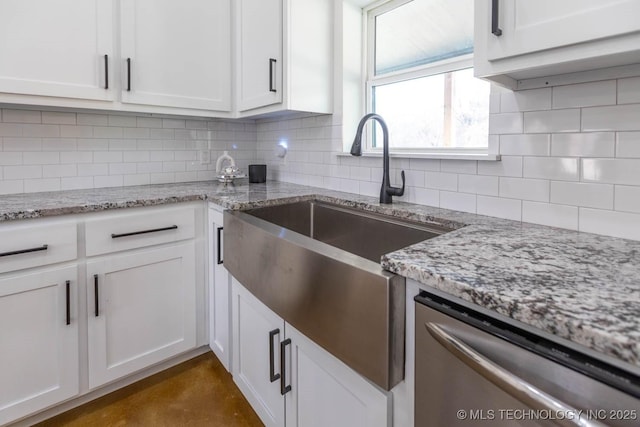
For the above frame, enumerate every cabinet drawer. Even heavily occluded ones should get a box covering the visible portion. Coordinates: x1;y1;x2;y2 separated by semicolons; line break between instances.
0;220;77;274
85;206;196;256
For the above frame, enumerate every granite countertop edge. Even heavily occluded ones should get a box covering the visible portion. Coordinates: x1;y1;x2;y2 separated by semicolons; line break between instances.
1;180;639;372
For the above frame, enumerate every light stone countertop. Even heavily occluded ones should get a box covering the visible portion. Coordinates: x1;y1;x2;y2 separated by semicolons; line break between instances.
1;180;639;372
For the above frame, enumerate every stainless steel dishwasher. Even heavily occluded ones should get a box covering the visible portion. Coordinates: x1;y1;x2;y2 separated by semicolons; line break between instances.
415;291;640;427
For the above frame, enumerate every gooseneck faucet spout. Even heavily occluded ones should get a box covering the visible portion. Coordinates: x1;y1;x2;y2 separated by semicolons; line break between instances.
351;113;405;204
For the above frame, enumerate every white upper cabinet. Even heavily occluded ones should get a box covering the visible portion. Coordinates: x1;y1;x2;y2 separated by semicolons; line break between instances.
0;0;114;101
474;0;640;89
235;0;333;116
120;0;231;111
236;0;283;111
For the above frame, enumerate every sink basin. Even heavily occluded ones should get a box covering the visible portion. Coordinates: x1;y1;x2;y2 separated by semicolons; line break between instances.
224;200;451;390
245;200;448;263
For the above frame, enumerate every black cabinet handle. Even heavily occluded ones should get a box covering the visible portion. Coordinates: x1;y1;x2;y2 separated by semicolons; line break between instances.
269;58;277;93
65;280;71;326
126;58;131;91
104;54;109;89
111;225;178;239
280;338;292;395
94;274;99;317
269;329;281;383
0;244;48;258
216;227;224;265
491;0;502;36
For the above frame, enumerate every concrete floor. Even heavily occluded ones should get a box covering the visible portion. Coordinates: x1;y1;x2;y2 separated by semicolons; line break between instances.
36;352;263;427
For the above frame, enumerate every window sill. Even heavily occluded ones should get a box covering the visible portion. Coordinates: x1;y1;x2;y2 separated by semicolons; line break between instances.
336;151;501;161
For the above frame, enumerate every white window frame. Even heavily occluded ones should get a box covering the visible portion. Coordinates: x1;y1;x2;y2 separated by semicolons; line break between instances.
362;0;490;157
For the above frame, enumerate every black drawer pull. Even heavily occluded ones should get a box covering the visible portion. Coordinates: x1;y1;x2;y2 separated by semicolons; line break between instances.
66;280;71;326
111;225;178;239
94;274;99;317
280;338;292;395
216;227;224;265
126;58;131;91
269;58;277;93
0;244;48;258
491;0;502;36
104;54;109;89
269;329;281;383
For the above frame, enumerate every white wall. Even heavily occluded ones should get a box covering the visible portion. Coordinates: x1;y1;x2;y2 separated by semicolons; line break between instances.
0;109;257;194
256;76;640;241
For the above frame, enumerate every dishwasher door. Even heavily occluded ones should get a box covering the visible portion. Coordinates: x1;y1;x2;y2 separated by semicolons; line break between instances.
415;292;640;427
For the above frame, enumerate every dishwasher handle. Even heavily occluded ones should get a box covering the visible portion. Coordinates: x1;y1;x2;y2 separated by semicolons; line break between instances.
425;322;606;427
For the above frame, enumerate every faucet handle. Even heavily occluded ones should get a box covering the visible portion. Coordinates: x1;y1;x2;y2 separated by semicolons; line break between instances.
388;170;405;197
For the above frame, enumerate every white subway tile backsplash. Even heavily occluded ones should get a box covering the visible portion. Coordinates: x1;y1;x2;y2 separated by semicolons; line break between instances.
0;180;24;194
488;112;523;134
614;185;640;214
499;134;550;156
43;164;77;178
163;119;186;129
618;76;640;105
61;151;93;164
500;88;551;112
3;138;42;151
4;165;42;180
440;191;476;213
108;115;137;127
477;196;522;221
408;158;440;171
458;174;499;196
42;111;76;125
137;117;163;128
478;156;523;177
3;109;41;123
582;104;640;131
43;138;77;151
522;201;578;230
109;163;137;175
77;113;108;126
95;175;123;188
60;125;93;138
23;124;60;138
523;157;579;181
0;152;22;165
550;182;613;209
551;132;615;157
425;172;457;191
61;176;93;190
23;152;60;165
579;208;640;240
123;127;150;139
24;178;60;193
0;123;23;137
616;132;640;158
413;187;439;206
499;177;549;202
440;160;477;174
523;109;580;133
93;126;123;139
93;151;123;163
78;163;108;176
349;166;371;181
552;80;616;108
582;158;640;185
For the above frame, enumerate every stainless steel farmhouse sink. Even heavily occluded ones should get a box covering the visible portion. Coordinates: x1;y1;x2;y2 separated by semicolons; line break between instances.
224;200;451;390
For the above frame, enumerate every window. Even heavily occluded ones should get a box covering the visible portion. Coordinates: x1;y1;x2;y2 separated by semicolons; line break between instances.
365;0;490;153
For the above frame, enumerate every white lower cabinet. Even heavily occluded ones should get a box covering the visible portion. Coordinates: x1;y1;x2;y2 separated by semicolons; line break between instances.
208;205;232;371
0;265;79;426
232;279;390;427
86;243;196;389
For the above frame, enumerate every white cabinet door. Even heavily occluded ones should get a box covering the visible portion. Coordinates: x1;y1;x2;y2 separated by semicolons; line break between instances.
0;266;79;426
86;243;196;389
236;0;283;111
120;0;231;111
232;279;285;427
485;0;640;61
208;207;231;371
0;0;113;101
285;324;390;427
